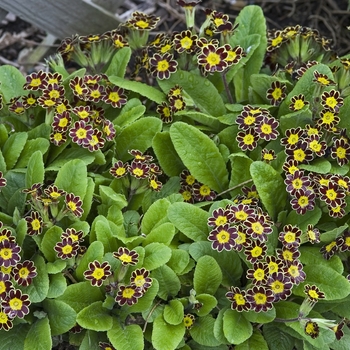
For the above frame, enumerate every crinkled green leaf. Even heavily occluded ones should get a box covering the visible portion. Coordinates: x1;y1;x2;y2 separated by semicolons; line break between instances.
54;159;88;200
275;301;300;320
230;5;267;101
242;306;276;324
189;241;243;287
250;161;286;219
190;315;222;347
152;264;181;300
164;299;184;325
43;299;76;335
214;308;230;345
105;47;132;78
79;330;100;350
285;206;322;232
94;216;119;253
299;246;343;274
21;254;49;303
158;69;226;117
279;109;313;134
170;122;229;192
168;202;209;241
0;64;26;102
58;281;104;313
293;264;350;300
24;317;52;350
194;294;217;317
41;225;63;262
235;329;269;350
223;309;253;345
99;185;128;211
152;131;185;177
115;116;162;161
141;198;171;235
152;314;185;350
108;320;144;350
81;177;94;221
193;256;222;295
167;249;190;275
175;111;223;131
263;323;295;350
77;301;113;331
229;153;253;197
142;222;176;246
15;138;50;168
143;242;172;270
2;132;27;169
75;241;104;281
109;75;165;104
299;158;332;174
25;150;45;188
114;98;146;127
47;272;67;298
0;324;30;350
338;95;350;130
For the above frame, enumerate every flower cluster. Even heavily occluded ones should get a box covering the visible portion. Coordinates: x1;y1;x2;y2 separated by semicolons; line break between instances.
179;169;217;203
235;105;279;151
83;247;152;307
0;220;35;331
19;69;122;152
110;149;163;192
54;228;84;260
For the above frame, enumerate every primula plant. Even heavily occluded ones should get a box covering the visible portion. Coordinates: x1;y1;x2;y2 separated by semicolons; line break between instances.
0;1;350;349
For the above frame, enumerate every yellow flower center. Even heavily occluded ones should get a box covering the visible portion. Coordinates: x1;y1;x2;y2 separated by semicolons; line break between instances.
9;297;23;310
271;280;284;293
122;287;135;299
180;36;193;49
325;96;337;109
254;292;267;305
336;146;346;159
31;219;41;231
253;268;265;281
108;92;121;103
217;230;230;243
251;246;263;257
234;293;246;305
135;20;149;29
62;245;73;254
19;267;30;278
157;60;170;72
92;267;105;280
0;248;12;260
206;52;220;66
215;216;227;226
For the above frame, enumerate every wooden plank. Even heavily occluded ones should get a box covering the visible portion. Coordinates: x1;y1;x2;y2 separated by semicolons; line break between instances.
0;0;121;39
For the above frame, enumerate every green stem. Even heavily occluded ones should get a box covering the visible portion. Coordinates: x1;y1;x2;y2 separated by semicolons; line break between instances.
222;71;233;104
217;179;253;197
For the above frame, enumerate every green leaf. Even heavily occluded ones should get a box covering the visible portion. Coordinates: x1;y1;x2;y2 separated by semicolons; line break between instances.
168;202;209;241
75;241;104;281
235;329;269;350
114;98;146;128
231;5;267;101
299;246;344;274
189;241;243;287
105;47;132;78
54;159;88;200
214;308;230;345
21;254;49;303
167;249;190;275
0;324;30;350
25;150;45;188
47;272;67;298
223;309;253;345
15;138;50;168
170;122;229;192
58;281;104;313
152;264;181;300
152;131;185;177
142;222;176;246
24;317;52;350
41;225;63;262
193;255;222;295
293;264;350;300
115;116;162;161
263;323;295;350
77;301;113;331
175;110;223;131
250;161;287;219
43;299;76;336
242;306;276;324
158;69;226;117
190;315;222;347
143;242;172;270
338;95;350;130
0;65;26;102
109;75;165;104
299;158;332;174
79;330;100;350
229;153;253;197
99;185;128;211
108;320;144;350
94;216;119;253
164;299;184;325
2;132;27;169
285;206;322;232
194;294;218;317
274;301;300;320
141;198;171;235
152;314;185;350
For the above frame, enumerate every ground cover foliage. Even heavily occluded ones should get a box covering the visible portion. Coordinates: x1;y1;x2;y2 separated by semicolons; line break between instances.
0;1;350;349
